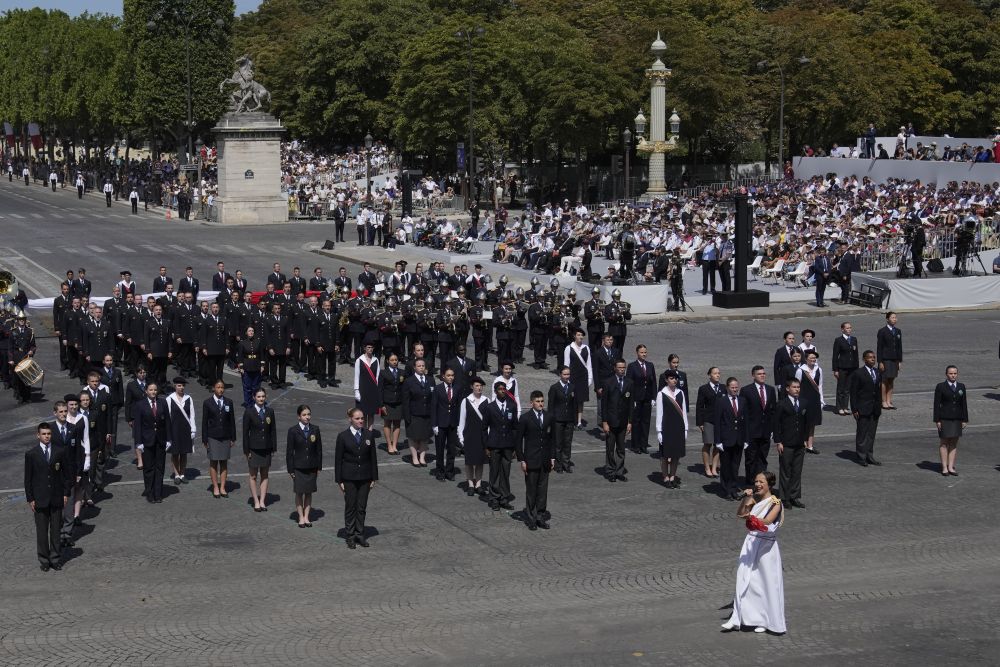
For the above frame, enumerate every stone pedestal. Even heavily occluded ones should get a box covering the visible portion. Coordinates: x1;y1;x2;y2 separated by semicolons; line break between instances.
211;112;287;225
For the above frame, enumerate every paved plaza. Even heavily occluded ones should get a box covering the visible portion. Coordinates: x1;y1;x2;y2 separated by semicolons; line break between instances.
1;179;1000;665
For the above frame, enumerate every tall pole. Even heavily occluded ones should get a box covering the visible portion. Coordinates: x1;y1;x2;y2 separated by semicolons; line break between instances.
777;63;785;175
624;132;631;201
466;36;474;206
185;25;194;164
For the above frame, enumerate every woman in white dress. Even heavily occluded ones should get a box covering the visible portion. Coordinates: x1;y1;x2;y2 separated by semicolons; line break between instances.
722;470;786;634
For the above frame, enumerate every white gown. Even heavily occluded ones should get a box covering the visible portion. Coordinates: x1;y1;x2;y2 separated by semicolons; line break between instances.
727;495;786;633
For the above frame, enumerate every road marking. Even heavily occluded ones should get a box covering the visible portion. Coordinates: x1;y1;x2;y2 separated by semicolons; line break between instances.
113;245;135;253
197;244;215;252
220;244;242;254
32;247;52;254
30;213;43;218
86;245;107;253
9;213;24;218
168;244;190;253
248;244;271;253
140;245;161;253
275;246;298;255
60;246;81;254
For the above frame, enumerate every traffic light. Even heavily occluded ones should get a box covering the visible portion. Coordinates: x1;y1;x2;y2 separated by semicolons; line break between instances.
611;154;623;175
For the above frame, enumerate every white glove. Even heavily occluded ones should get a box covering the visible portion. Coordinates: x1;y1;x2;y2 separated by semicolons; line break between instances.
83;464;90;472
715;443;724;452
354;390;361;401
190;431;197;440
657;434;663;444
135;444;144;452
742;442;749;450
433;426;439;436
165;442;172;452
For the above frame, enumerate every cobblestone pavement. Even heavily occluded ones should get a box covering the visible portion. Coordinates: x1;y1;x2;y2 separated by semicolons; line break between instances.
1;311;999;665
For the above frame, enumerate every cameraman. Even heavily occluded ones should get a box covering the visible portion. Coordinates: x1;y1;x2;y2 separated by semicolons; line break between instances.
668;249;685;311
909;218;926;278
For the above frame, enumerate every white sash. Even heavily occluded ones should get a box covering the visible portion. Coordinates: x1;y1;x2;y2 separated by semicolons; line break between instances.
167;393;196;436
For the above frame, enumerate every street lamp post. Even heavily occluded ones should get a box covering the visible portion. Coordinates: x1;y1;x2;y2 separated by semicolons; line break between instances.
456;27;485;206
147;4;226;166
622;128;632;201
757;56;809;175
635;33;680;199
365;131;373;199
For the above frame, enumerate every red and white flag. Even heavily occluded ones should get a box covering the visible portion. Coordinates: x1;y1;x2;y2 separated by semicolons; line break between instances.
27;122;42;151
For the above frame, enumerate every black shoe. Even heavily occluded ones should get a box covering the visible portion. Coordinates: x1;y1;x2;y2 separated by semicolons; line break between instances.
564;466;573;474
782;501;791;509
866;457;882;466
318;381;328;388
489;502;500;511
40;563;50;572
527;522;537;531
73;517;82;527
357;536;370;548
500;503;514;510
537;520;550;530
790;499;806;508
446;473;455;481
608;476;617;483
347;538;356;549
617;475;628;482
858;457;868;467
806;447;820;455
50;563;62;571
466;487;476;496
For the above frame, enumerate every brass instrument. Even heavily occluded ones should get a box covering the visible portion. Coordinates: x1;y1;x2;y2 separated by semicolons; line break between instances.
497;305;513;328
0;270;16;296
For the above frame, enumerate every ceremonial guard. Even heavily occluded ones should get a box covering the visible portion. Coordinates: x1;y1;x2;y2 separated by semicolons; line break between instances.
584;287;605;351
52;284;71;371
603;289;631;351
236;326;265;407
469;291;491;372
527;291;549;369
418;296;438;372
82;307;113;378
493;293;515;368
9;312;36;405
345;290;366;362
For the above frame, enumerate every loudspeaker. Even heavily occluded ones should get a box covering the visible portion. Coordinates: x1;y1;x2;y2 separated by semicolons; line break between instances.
401;169;422;217
321;240;335;250
927;258;944;273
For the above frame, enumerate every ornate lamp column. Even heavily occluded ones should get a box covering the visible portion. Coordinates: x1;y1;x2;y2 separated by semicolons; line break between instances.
636;32;680;199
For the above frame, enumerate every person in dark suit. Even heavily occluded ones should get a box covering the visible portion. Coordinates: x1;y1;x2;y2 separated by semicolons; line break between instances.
202;380;237;498
288;267;307;295
24;422;74;571
831;321;859;415
834;243;861;302
132;382;173;503
211;262;232;291
739;366;777;489
600;359;634;482
242;388;277;511
658;354;689;410
98;354;124;456
153;266;172;293
714;377;749;500
286;405;322;527
811;245;831;307
402;358;434;467
444;344;476;400
695;367;724;478
431;368;461;481
547;366;577;473
264;304;291;389
199;303;229;388
142;304;172;388
516;391;554;530
266;263;287;292
179;267;200;301
774;379;808;509
626;345;656;454
81;373;112;494
336;408;379;548
483;381;519;510
876;311;902;409
772;331;797;382
849;350;882;467
933;365;968;476
124;365;149;469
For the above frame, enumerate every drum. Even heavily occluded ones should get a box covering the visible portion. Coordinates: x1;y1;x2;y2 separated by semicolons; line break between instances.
14;357;44;386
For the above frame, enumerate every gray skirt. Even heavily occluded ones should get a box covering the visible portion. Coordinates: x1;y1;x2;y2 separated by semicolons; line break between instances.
701;422;715;445
206;437;231;462
382;402;403;422
247;448;273;468
881;359;899;379
407;415;432;441
938;419;963;439
293;468;318;494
